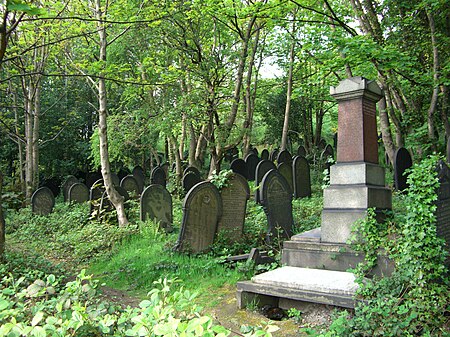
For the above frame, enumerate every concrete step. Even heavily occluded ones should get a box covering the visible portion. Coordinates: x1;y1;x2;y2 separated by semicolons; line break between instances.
237;266;359;309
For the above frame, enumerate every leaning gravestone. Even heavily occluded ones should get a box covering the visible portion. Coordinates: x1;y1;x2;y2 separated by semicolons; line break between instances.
297;145;306;157
230;158;248;180
182;172;202;194
120;175;140;197
394;147;413;191
245;153;260;181
254;160;276;204
140;184;173;232
151;166;166;188
217;173;250;240
277;162;293;193
260;169;294;241
261;149;270;161
31;187;55;215
68;183;89;204
270;149;279;162
176;181;222;253
90;179;105;214
62;175;79;202
435;160;450;266
277;150;292;165
293;155;311;198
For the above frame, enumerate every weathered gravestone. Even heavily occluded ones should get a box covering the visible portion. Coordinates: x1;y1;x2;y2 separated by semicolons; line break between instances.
277;150;292;165
254;160;276;204
297;145;306;157
245;153;260;181
99;187;129;216
132;166;145;192
121;175;140;197
132;166;145;180
90;179;105;214
261;149;270;161
224;147;239;163
321;144;335;175
217;173;250;240
182;172;202;194
176;181;222;253
117;168;129;181
31;187;55;215
292;155;311;198
260;169;294;241
230;158;248;180
394;147;413;192
250;148;259;156
151;166;166;188
140;184;173;232
318;138;327;150
68;183;89;204
183;166;201;179
160;162;170;181
270;149;279;162
277;162;293;193
62;175;79;202
435;160;450;267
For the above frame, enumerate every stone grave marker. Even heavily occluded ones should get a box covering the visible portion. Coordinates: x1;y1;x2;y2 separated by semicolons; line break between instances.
321;144;335;174
259;169;294;241
277;162;293;193
293;155;311;198
120;175;140;197
89;179;105;214
230;158;248;180
182;172;202;194
140;184;173;232
62;175;79;202
175;181;222;253
245;153;260;181
68;183;89;203
151;166;166;188
297;145;306;157
111;173;120;187
270;149;279;162
224;147;239;163
217;173;250;240
261;149;270;161
318;138;327;150
394;147;413;191
277;150;292;165
31;187;55;215
183;166;201;179
250;148;259;156
132;165;145;180
435;160;450;266
99;186;129;215
117;168;129;181
254;160;276;204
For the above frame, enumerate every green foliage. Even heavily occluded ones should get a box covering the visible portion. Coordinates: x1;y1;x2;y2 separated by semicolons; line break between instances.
209;169;234;190
308;155;450;336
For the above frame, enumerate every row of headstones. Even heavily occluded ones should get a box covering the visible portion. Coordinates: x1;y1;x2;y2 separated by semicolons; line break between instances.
175;167;296;253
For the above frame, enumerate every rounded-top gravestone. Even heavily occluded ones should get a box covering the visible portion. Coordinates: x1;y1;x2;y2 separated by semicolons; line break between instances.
31;187;55;216
86;172;102;189
297;145;307;157
140;184;173;232
68;183;89;204
277;162;293;193
293;155;311;198
111;173;120;187
120;175;140;197
182;172;202;194
230;158;248;180
394;147;413;192
254;160;277;204
277;150;292;165
62;175;79;202
245;153;260;181
151;166;166;188
270;149;279;162
261;149;270;161
183;166;201;179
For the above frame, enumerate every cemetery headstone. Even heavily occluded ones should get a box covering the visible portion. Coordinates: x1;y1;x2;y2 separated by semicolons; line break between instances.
160;162;170;180
394;147;413;191
277;162;293;193
111;173;120;187
224;147;239;163
132;166;145;180
183;166;201;179
176;181;222;253
120;175;140;197
435;160;450;266
132;166;145;192
250;148;259;156
68;183;89;203
261;149;270;161
140;184;173;232
217;173;250;240
31;187;55;215
333;133;338;150
245;153;260;181
62;175;79;202
277;150;292;165
230;158;248;180
297;145;306;157
90;179;105;214
318;138;327;150
182;172;202;194
321;144;335;174
270;149;279;162
254;160;276;204
99;187;129;216
151;166;166;187
259;169;294;241
292;155;311;198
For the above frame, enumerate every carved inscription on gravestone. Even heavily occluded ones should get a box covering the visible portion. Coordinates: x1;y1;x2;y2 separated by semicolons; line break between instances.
140;184;173;232
68;183;89;203
260;170;294;240
217;173;250;240
31;187;55;215
176;181;222;253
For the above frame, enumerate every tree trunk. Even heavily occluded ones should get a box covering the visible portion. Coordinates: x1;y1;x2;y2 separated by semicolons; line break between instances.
0;172;5;261
281;13;296;151
378;96;396;164
95;0;128;226
24;78;35;199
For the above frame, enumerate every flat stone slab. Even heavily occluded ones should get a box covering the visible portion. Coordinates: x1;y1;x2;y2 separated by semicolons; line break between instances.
237;266;359;309
291;228;321;242
252;266;358;296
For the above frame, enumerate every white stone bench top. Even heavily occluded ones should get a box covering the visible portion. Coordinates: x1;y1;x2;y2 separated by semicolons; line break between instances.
251;266;359;296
